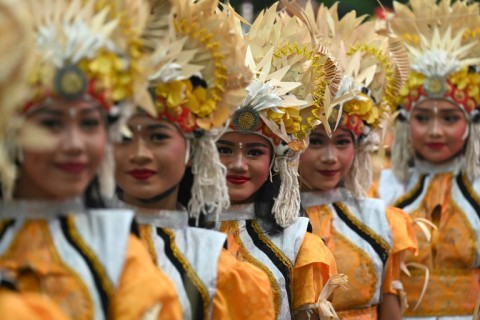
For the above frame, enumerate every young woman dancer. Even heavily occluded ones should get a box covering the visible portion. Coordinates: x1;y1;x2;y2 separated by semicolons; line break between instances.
0;0;181;319
0;1;67;318
112;1;275;319
214;3;344;319
298;4;417;320
373;0;480;318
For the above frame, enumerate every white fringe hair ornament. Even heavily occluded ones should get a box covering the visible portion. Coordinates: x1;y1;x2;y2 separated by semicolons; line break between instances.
225;0;342;228
304;2;410;196
141;0;252;221
389;0;480;182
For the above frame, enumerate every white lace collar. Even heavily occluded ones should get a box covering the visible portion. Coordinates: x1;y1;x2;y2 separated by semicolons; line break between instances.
0;197;85;219
109;197;189;229
300;188;357;208
413;156;464;175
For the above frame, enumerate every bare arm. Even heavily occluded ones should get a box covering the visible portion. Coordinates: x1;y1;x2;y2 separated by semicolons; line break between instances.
378;293;402;320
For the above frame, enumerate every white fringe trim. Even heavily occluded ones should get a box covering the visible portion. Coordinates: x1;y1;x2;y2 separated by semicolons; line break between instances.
344;132;379;197
98;143;115;199
272;155;300;228
464;122;480;179
391;120;411;183
188;135;230;221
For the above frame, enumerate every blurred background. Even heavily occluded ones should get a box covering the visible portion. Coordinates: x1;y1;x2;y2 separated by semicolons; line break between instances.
229;0;408;23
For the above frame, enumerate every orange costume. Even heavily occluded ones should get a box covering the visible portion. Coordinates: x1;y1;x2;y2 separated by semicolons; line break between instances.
0;200;181;320
0;0;179;319
0;289;69;320
119;206;275;320
302;189;417;319
218;205;337;319
376;162;480;318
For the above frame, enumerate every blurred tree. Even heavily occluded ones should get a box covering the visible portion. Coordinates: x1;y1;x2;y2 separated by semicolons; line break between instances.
228;0;408;19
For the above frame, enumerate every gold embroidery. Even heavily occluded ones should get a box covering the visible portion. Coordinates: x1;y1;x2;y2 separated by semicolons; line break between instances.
1;220;93;320
335;203;390;253
393;174;426;208
251;220;294;305
461;173;480;206
449;200;477;268
65;216;114;297
307;205;379;310
139;225;158;265
162;228;210;319
331;228;378;309
0;220;12;237
220;221;282;318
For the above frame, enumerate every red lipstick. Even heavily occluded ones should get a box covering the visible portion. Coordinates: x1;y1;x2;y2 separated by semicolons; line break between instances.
426;142;446;150
55;163;87;174
129;169;156;180
319;170;339;177
227;175;250;185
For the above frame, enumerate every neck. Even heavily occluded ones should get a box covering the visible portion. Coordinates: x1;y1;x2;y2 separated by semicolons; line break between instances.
121;185;179;211
15;171;68;201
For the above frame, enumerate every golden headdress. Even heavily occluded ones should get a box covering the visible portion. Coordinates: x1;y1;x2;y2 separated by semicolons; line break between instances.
141;0;252;219
296;1;410;195
25;0;149;115
392;0;480;113
313;2;409;138
227;1;342;227
390;0;480;181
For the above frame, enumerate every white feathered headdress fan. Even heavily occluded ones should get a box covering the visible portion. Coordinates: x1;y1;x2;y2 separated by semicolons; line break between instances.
140;0;252;220
389;0;480;182
226;0;342;227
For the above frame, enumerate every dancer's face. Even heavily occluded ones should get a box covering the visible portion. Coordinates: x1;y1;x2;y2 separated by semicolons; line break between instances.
409;99;468;164
17;99;107;200
114;115;186;208
217;132;272;204
299;126;355;192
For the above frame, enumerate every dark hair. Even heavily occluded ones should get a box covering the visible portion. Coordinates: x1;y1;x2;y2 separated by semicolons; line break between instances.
254;174;284;235
83;176;108;208
178;165;286;234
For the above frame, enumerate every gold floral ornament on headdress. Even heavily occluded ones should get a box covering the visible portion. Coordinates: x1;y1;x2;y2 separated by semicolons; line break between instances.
307;2;410;139
389;0;480;182
141;0;252;220
391;0;480;112
24;0;149;116
142;0;252;134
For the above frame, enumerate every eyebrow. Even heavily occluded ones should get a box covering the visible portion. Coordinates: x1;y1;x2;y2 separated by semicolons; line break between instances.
335;133;352;139
78;107;103;115
217;140;270;148
27;106;103;117
145;123;173;131
413;107;463;113
27;108;63;117
128;123;173;131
